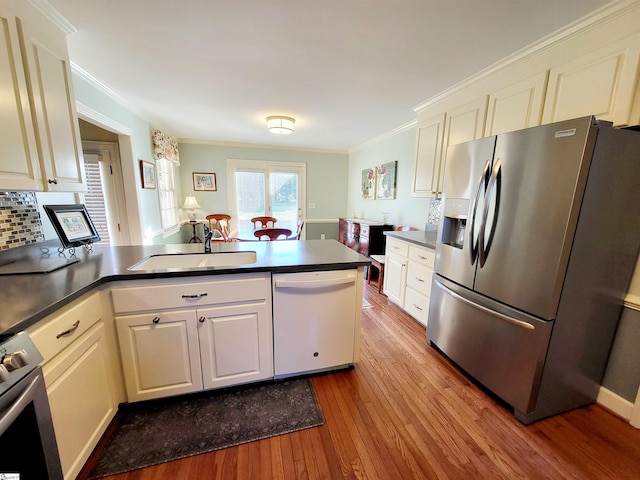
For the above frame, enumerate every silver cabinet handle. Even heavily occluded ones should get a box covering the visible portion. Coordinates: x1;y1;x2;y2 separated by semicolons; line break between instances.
415;276;425;282
413;304;423;311
181;293;208;299
56;320;80;339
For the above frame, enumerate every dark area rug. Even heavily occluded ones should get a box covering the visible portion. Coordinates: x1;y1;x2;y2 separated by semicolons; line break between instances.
88;378;324;479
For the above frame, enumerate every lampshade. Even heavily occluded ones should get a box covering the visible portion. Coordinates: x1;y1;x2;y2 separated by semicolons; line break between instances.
182;196;201;210
182;196;201;221
267;115;295;134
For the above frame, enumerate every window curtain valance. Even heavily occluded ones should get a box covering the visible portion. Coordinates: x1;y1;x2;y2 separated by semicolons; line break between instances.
152;129;180;165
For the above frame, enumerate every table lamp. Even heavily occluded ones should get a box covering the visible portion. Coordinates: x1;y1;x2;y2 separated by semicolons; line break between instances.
182;196;201;222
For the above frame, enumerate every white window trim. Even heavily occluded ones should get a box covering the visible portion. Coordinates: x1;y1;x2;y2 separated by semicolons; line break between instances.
156;157;180;238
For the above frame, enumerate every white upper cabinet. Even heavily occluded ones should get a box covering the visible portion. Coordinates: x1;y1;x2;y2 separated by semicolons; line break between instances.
412;96;487;198
486;72;548;135
412;113;445;197
542;32;640;126
0;4;41;190
0;0;85;192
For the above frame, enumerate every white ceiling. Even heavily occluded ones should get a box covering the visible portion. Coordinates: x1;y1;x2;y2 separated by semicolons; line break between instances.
47;0;611;152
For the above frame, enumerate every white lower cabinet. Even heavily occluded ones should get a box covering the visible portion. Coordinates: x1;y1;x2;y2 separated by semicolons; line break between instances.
27;291;122;480
383;238;435;327
116;309;203;401
111;273;273;402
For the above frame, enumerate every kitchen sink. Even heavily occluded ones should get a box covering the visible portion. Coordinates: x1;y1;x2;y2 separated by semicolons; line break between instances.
128;251;257;271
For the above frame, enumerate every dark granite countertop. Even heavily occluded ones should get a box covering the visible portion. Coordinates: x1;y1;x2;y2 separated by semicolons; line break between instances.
384;229;437;249
0;239;370;337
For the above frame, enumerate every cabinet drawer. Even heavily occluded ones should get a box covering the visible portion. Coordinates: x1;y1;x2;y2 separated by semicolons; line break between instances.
29;292;104;362
404;287;430;326
406;261;433;293
408;245;435;267
111;273;270;313
386;238;409;257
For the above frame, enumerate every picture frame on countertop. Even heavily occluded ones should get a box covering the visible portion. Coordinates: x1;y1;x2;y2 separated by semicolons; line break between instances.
140;160;156;189
43;204;101;248
193;172;217;191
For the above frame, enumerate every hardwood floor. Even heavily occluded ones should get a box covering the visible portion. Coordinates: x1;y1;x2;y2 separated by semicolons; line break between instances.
78;282;640;479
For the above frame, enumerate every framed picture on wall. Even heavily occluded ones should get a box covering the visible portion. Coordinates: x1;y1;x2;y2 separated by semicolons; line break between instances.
361;167;376;199
193;172;217;191
139;160;156;189
375;161;398;200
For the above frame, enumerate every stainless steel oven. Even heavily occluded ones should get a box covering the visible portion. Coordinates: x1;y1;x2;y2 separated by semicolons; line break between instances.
0;332;63;479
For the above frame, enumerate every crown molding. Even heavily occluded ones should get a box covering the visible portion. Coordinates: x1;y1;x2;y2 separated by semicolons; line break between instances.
28;0;76;34
179;138;348;156
414;0;640;113
348;119;417;154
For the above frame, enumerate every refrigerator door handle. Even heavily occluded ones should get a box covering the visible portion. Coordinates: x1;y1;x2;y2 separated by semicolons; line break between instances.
479;158;502;267
433;278;535;330
470;159;492;266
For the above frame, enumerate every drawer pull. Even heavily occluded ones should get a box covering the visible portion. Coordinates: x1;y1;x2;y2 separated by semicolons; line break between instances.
418;255;427;260
56;320;80;339
413;304;423;311
181;293;208;299
415;277;425;282
198;316;206;323
152;316;160;324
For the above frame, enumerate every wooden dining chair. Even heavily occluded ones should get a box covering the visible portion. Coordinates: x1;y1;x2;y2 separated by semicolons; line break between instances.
206;214;231;234
288;218;304;240
253;228;292;241
251;216;277;229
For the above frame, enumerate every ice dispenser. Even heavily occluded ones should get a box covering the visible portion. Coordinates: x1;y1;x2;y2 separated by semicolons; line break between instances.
441;198;470;249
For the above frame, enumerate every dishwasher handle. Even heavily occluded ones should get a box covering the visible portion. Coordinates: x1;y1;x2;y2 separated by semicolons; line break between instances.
274;274;356;289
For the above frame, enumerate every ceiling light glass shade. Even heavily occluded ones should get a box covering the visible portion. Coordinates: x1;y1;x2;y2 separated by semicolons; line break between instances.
182;196;201;221
267;115;295;134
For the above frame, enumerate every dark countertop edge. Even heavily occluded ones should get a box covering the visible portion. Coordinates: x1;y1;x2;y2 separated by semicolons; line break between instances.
0;240;370;338
384;230;437;250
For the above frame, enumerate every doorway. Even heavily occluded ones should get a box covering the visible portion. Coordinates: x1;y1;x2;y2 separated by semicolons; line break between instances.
81;141;129;245
227;159;306;238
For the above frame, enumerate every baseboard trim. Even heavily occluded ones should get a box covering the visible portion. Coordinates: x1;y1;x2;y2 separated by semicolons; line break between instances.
597;386;635;422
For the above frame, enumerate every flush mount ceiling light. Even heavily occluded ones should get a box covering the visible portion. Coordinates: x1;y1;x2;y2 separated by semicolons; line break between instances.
267;115;295;134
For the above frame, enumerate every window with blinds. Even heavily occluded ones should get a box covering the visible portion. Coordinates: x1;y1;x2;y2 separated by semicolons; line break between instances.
83;156;110;245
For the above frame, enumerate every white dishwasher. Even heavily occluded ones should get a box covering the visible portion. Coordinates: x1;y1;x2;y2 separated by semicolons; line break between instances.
272;269;358;377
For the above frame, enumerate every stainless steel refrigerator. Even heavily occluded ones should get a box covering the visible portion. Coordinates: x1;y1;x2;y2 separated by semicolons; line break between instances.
428;116;640;424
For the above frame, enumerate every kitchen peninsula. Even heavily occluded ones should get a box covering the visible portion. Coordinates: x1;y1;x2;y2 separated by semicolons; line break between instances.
0;239;369;480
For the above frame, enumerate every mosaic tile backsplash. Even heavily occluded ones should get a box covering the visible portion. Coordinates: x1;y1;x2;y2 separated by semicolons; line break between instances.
428;198;441;225
0;192;45;251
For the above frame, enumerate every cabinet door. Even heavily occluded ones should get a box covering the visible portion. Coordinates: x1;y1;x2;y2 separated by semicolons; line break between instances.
412;113;445;197
543;32;640;126
198;302;273;389
438;96;489;194
43;322;117;480
17;4;85;191
384;254;407;306
486;72;548;135
0;6;41;190
116;310;203;401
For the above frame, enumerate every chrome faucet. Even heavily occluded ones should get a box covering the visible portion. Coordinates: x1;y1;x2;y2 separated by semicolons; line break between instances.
203;224;213;253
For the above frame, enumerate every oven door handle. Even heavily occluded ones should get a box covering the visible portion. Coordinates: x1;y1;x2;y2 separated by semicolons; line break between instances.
0;373;43;436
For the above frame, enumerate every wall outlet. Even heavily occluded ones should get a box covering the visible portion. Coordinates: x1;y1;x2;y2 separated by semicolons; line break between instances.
321;233;326;240
308;202;317;209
